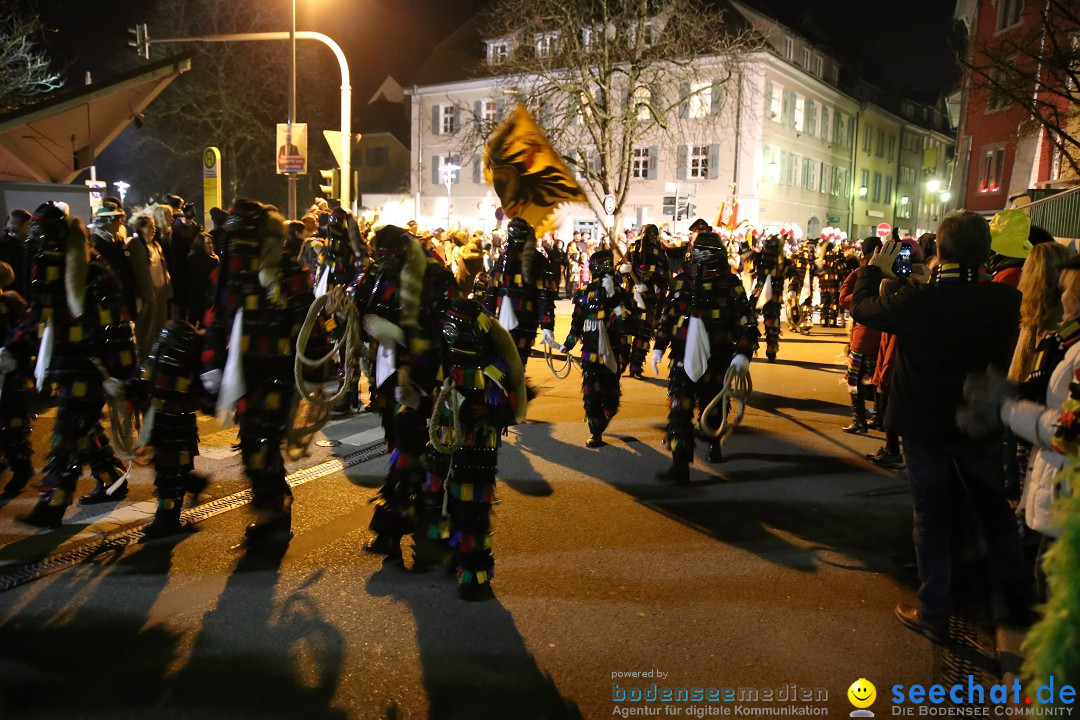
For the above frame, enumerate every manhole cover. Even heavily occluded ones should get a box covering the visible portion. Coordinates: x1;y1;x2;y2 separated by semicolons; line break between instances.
315;439;342;447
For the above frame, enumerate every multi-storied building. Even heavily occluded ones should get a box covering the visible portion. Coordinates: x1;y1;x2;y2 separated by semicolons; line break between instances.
404;1;953;239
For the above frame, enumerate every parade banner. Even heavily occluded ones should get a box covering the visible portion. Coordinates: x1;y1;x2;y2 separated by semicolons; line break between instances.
482;104;587;235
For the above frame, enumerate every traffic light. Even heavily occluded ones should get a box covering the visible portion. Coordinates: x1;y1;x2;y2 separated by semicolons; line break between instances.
318;168;340;200
663;196;676;216
675;199;696;221
128;24;149;59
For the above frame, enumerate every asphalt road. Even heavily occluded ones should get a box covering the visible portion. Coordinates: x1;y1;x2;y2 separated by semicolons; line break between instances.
0;302;937;719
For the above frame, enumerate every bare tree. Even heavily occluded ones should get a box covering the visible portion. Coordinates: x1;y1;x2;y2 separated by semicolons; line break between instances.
963;0;1080;179
0;9;64;113
462;0;760;232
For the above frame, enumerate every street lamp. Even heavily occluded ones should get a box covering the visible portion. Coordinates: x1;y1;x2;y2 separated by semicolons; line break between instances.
926;178;941;193
113;180;129;205
940;191;951;203
442;163;460;229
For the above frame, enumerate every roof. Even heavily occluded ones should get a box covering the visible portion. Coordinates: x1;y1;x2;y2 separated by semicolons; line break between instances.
358;98;410;148
0;54;191;184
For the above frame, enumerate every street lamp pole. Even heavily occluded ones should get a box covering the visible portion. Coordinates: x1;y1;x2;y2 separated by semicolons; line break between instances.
287;0;297;219
442;164;459;229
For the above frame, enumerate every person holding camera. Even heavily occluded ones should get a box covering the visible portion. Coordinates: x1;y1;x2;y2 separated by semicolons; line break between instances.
850;210;1032;643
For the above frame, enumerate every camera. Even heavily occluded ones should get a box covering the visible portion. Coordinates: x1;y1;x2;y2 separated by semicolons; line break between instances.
893;245;913;276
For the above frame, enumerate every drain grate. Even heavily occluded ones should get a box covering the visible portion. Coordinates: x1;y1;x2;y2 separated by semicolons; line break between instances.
934;612;1001;696
0;440;388;594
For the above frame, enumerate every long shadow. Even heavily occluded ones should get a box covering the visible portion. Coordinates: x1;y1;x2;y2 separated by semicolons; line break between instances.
515;421;911;577
778;336;849;345
0;535;186;716
365;564;584;720
166;541;348;719
750;391;849;414
759;357;846;372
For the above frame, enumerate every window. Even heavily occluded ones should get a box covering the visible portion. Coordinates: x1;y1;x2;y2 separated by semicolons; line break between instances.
862;123;872;153
900;166;916;184
788;153;801;186
801;46;811;68
689;145;709;179
997;0;1024;30
769;82;783;122
979;146;1006;193
813;54;824;77
535;32;559;57
793;94;805;131
366;146;389;167
835;112;847;147
438;154;460;184
884;176;892;204
987;65;1013;111
826;64;839;85
805;158;818;191
688;81;711;118
860;168;870;196
820;162;829;193
806;100;817;136
872;172;882;203
820;106;831;141
898;199;912;219
902;133;920;153
481;99;498;124
782;35;794;60
763;146;782;183
887;133;896;161
632;147;652;179
831;167;845;197
439;104;458;135
633;86;653;121
486;39;511;63
875;128;885;157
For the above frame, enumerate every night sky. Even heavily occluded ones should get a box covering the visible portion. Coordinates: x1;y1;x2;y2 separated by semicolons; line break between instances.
16;0;959;104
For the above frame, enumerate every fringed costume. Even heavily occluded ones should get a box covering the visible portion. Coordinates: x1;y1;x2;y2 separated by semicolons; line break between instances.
817;241;845;328
620;224;669;378
420;299;525;600
785;240;814;334
20;204;137;527
653;232;759;482
0;273;33;499
742;233;786;361
486;217;557;368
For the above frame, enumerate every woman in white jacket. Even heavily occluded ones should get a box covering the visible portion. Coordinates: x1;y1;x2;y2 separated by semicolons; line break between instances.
997;253;1080;597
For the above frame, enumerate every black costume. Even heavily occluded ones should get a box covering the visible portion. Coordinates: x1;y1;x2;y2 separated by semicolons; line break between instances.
486;217;557;367
563;250;629;447
653;232;759;482
817;241;845;328
0;281;33;498
19;204;137;527
420;299;525;599
785;238;815;334
620;224;669;377
202;199;318;543
742;233;787;361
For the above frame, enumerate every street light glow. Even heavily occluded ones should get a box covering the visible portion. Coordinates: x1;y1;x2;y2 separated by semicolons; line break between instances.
113;180;130;204
926;178;941;193
940;191;951;203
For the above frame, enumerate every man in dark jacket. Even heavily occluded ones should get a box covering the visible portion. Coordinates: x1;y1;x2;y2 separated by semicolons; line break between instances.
851;210;1031;643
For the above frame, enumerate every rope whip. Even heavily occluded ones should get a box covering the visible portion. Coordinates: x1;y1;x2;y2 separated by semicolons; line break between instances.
541;336;578;379
294;285;362;407
697;362;752;443
428;377;466;455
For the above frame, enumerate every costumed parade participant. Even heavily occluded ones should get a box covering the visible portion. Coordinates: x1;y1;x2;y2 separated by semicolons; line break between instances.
560;249;629;448
0;261;34;498
353;224;458;558
618;224;668;378
200;199;320;545
18;203;137;527
486;217;558;369
817;236;845;328
652;231;759;482
121;320;208;538
742;231;787;362
785;232;814;335
419;297;526;600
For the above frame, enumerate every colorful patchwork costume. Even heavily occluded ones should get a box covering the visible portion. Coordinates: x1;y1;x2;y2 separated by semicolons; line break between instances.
742;233;787;361
620;224;669;378
486;217;557;368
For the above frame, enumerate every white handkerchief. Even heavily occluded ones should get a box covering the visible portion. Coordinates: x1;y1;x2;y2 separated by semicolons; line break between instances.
35;319;54;391
375;343;396;388
683;315;712;383
597;319;618;374
314;265;329;299
498;295;519;331
215;309;247;428
756;278;773;310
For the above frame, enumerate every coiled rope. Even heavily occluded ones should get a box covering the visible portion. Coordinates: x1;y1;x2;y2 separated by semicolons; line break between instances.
294;285;361;407
90;358;138;462
697;362;752;443
541;336;578;379
428;377;466;454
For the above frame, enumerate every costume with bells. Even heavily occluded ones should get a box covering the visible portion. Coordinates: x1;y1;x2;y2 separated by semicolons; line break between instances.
353;225;458;557
561;250;629;448
817;240;846;328
742;232;787;361
420;299;526;599
652;232;758;482
486;217;557;368
619;224;669;377
201;199;317;543
0;261;34;498
19;204;137;527
785;236;815;334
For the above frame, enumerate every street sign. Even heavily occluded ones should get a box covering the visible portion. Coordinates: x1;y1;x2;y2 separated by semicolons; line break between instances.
323;129;362;167
85;180;106;212
495;206;505;222
876;222;891;238
664;182;679;193
276;123;308;175
603;194;616;215
202;146;222;228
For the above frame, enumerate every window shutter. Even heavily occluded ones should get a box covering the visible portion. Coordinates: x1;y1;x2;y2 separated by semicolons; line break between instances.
432;105;441;135
451;106;460;134
707;144;720;179
676;146;687;180
495;98;505;118
431;155;440;186
782;90;793;125
474;100;482;121
764;80;773;116
806;100;816;135
647;146;659;180
474;154;483;184
711;79;723;115
451;153;461;184
679;82;691;118
779;150;788;185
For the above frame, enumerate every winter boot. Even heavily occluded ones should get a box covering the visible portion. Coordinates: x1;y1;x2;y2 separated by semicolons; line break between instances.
245;496;293;544
706;440;724;463
18;489;71;529
656;462;690;484
142;497;185;539
842;393;868;434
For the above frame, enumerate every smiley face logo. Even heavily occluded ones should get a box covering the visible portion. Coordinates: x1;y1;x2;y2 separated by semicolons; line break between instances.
848;678;876;709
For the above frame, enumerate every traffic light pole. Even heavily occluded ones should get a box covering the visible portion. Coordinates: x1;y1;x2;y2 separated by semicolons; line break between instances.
144;31;352;213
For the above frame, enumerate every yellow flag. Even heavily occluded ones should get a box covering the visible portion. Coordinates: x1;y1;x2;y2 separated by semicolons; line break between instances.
483;104;588;235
